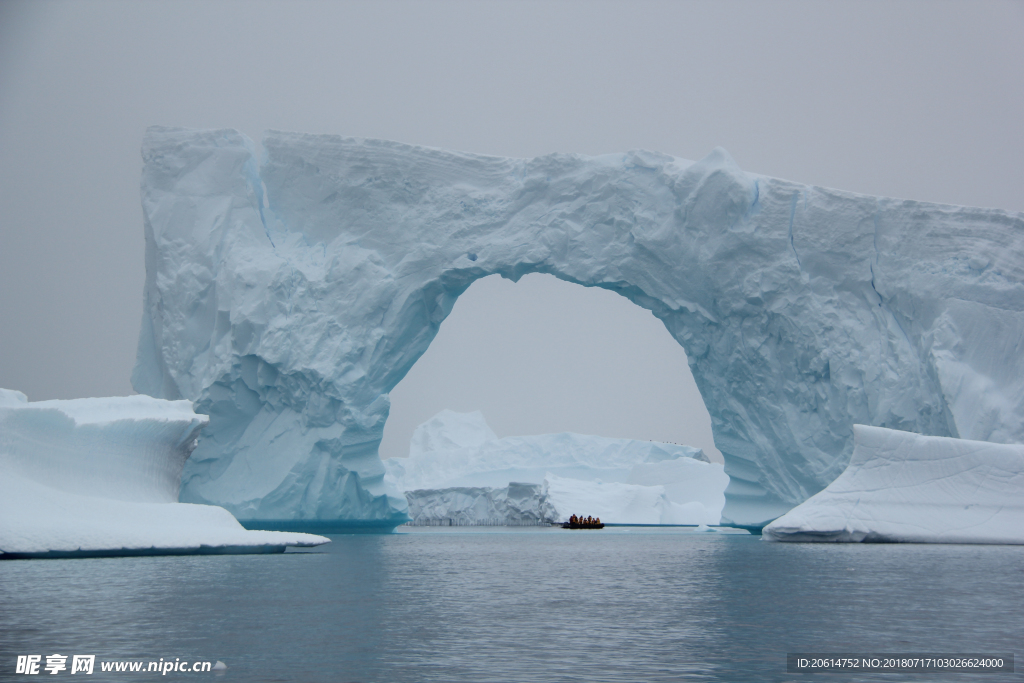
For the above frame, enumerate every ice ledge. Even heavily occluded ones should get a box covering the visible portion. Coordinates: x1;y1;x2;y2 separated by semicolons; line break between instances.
0;472;327;558
763;425;1024;544
240;520;403;533
0;390;328;558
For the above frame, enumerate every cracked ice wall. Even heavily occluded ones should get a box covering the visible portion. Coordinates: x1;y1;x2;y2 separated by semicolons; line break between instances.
134;127;1024;528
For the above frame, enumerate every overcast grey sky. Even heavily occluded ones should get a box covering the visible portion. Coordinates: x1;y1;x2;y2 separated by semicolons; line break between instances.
1;1;1022;458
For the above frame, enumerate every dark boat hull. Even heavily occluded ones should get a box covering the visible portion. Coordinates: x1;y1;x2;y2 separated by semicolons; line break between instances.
561;523;605;529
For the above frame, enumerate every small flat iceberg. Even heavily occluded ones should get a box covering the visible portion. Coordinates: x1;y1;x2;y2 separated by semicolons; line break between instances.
405;482;556;526
0;389;328;558
763;425;1024;544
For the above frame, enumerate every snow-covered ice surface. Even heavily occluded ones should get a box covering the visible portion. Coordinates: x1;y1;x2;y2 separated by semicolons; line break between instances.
390;410;727;525
135;127;1024;528
0;391;328;558
763;425;1024;544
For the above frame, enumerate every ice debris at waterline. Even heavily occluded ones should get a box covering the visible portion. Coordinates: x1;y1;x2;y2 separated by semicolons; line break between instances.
134;127;1024;528
763;426;1024;544
389;410;727;526
0;389;328;558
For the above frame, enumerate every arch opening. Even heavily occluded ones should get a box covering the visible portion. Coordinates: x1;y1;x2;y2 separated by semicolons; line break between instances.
379;272;729;527
380;272;722;463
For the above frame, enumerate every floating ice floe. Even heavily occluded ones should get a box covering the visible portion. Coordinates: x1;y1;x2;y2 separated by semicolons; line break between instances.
762;425;1024;544
0;389;328;558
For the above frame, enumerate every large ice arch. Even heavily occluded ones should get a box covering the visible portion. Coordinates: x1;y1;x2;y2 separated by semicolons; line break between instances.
133;127;1024;529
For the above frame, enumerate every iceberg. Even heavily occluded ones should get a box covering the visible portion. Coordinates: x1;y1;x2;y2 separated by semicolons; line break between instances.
0;389;328;558
134;127;1024;528
389;410;727;525
763;425;1024;544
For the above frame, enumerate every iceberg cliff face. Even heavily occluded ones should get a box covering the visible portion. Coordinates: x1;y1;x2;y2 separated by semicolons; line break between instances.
1;391;207;505
405;482;557;526
135;127;1024;527
762;426;1024;544
0;390;327;557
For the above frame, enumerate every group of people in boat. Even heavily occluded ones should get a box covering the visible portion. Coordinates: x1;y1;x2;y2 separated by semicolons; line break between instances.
569;514;601;526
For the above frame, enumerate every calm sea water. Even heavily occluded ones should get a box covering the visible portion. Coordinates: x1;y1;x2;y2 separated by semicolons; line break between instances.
1;527;1021;682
